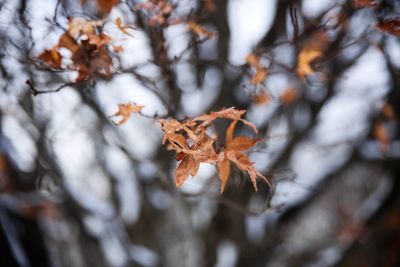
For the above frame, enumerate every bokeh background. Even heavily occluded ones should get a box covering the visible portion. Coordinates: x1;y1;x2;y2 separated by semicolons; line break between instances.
0;0;399;266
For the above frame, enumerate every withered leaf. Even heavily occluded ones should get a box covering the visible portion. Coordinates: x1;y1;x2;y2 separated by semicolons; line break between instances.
111;103;144;126
217;153;230;193
226;136;259;151
160;107;266;193
216;114;268;193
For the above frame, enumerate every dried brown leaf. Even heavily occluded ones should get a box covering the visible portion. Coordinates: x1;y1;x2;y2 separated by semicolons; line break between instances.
226;136;259;151
111;103;144;126
218;154;230;193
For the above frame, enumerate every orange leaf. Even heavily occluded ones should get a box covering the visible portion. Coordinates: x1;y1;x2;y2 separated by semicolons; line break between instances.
227;136;259;151
175;155;201;187
218;154;230;193
111;103;144;126
175;157;191;187
225;119;238;144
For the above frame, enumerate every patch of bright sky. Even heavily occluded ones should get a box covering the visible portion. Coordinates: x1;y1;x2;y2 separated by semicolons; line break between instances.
105;146;141;224
228;0;277;64
301;0;335;18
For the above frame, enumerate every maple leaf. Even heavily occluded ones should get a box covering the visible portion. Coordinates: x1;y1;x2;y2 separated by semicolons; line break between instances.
115;17;134;37
217;119;269;193
246;53;267;85
111;103;144;126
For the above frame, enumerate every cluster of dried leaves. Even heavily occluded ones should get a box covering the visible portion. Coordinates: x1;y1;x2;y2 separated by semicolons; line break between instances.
38;18;116;82
159;107;269;193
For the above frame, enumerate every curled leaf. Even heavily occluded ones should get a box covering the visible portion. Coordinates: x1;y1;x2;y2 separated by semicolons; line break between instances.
217;154;230;193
